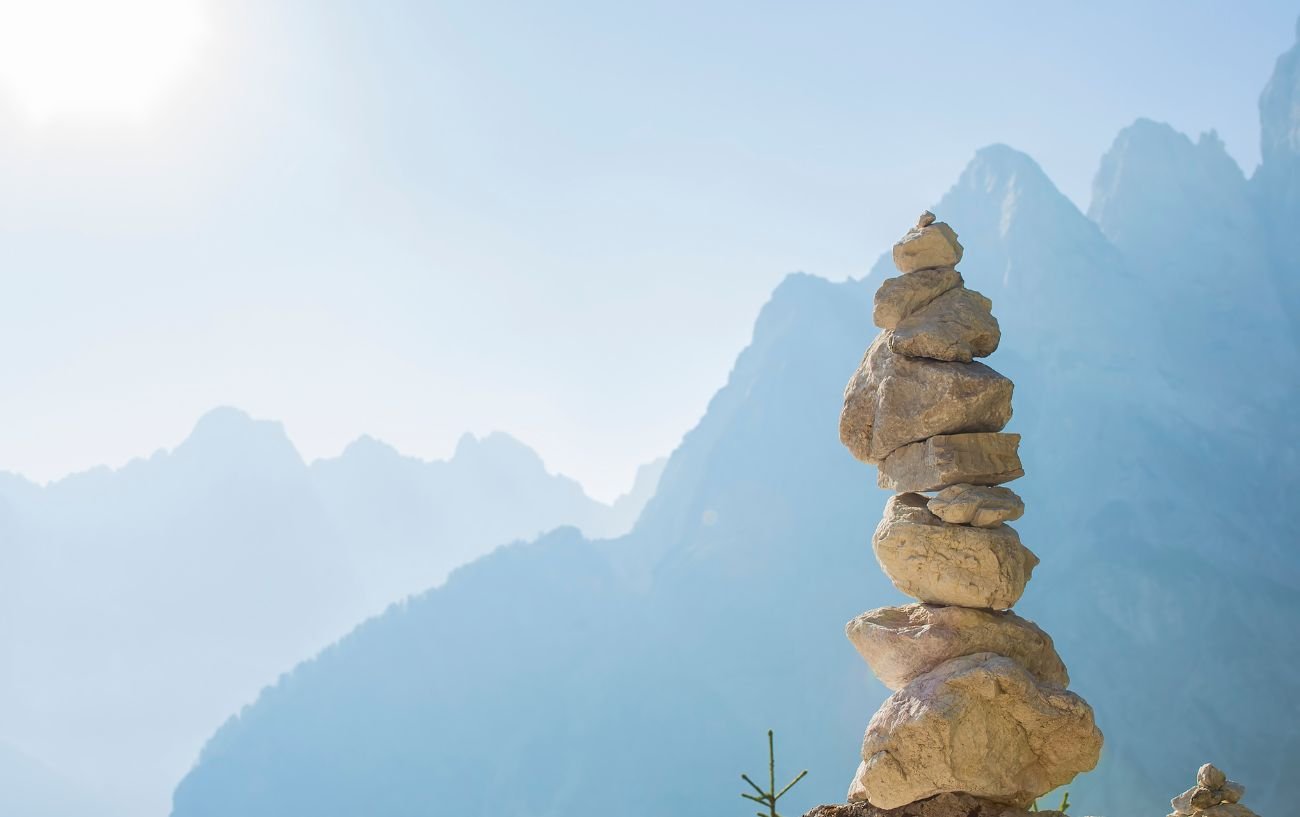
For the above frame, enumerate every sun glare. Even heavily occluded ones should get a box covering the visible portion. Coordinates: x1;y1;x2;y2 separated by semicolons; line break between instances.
0;0;207;122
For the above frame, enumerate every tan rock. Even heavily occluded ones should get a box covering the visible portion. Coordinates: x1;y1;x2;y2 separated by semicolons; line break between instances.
878;432;1024;493
845;603;1068;690
1173;787;1218;813
916;210;936;228
1197;806;1258;817
811;791;1062;817
927;484;1024;527
873;267;963;330
854;653;1102;810
893;222;964;273
1219;782;1245;804
1197;764;1227;789
839;338;1013;464
872;494;1038;610
888;286;1000;363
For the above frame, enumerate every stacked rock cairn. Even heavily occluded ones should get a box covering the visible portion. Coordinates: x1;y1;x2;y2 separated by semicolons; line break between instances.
826;213;1103;816
1168;764;1258;817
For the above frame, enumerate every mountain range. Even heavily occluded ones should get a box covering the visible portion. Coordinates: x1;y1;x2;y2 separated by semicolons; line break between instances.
0;411;662;817
167;20;1300;817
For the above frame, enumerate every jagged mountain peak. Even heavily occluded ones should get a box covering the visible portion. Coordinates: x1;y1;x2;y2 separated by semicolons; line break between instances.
1260;15;1300;166
174;406;304;471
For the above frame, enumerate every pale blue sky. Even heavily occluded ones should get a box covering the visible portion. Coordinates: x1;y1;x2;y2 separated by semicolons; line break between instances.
2;1;1296;499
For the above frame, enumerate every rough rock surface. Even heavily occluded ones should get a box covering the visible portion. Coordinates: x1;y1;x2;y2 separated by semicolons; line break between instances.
804;792;1063;817
878;432;1023;492
927;484;1025;527
852;653;1102;810
888;286;1001;362
846;603;1067;690
871;494;1038;610
873;267;963;330
893;222;964;273
840;337;1013;464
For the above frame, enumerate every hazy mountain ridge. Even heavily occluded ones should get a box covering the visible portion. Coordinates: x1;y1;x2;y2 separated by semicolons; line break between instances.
0;410;659;817
170;22;1300;817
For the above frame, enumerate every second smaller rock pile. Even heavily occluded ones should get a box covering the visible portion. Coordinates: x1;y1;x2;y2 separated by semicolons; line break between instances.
1169;764;1255;817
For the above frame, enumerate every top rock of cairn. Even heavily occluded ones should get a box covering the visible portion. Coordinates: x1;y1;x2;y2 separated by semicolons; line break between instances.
814;214;1102;817
892;211;963;273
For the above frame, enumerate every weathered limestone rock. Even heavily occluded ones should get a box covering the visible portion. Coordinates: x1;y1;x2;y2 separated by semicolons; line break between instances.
893;221;963;274
804;792;1063;817
888;286;1001;362
872;494;1038;610
1197;764;1227;789
873;267;963;330
852;653;1102;810
846;603;1067;690
1196;806;1257;817
1168;765;1255;817
878;432;1023;493
840;338;1013;464
927;484;1024;527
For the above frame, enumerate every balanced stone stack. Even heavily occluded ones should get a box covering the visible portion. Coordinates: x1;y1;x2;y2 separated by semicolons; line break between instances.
1168;764;1258;817
826;213;1103;815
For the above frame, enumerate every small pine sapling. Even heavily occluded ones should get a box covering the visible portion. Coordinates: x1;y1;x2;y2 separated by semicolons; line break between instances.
740;730;808;817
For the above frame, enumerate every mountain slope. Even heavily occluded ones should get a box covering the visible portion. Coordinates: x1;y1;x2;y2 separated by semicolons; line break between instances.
174;137;1300;817
0;410;655;817
175;23;1300;817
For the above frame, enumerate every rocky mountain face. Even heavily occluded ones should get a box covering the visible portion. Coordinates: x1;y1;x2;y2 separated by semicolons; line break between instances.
0;410;655;817
166;21;1300;817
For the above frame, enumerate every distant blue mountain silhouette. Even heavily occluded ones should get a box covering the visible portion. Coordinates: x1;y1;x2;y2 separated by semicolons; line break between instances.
0;410;659;817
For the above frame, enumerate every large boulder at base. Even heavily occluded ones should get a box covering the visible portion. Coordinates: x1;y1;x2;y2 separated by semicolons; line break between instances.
888;286;1001;362
893;222;964;273
927;484;1025;527
873;267;963;330
872;494;1038;610
851;653;1102;810
878;432;1023;492
840;337;1013;464
805;792;1064;817
845;603;1068;690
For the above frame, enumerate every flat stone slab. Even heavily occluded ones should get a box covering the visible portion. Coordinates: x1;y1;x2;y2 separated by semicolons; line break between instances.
873;267;963;330
888;286;1000;362
852;653;1102;810
845;602;1068;690
927;484;1024;527
872;494;1038;609
805;792;1064;817
840;337;1013;465
878;432;1024;492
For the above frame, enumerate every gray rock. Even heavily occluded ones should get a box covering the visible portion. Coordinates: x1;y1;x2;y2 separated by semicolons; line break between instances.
878;432;1024;493
852;653;1102;810
893;222;964;273
888;286;1001;362
840;337;1013;465
805;792;1062;817
872;494;1038;610
927;484;1024;527
873;267;963;330
845;603;1068;690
